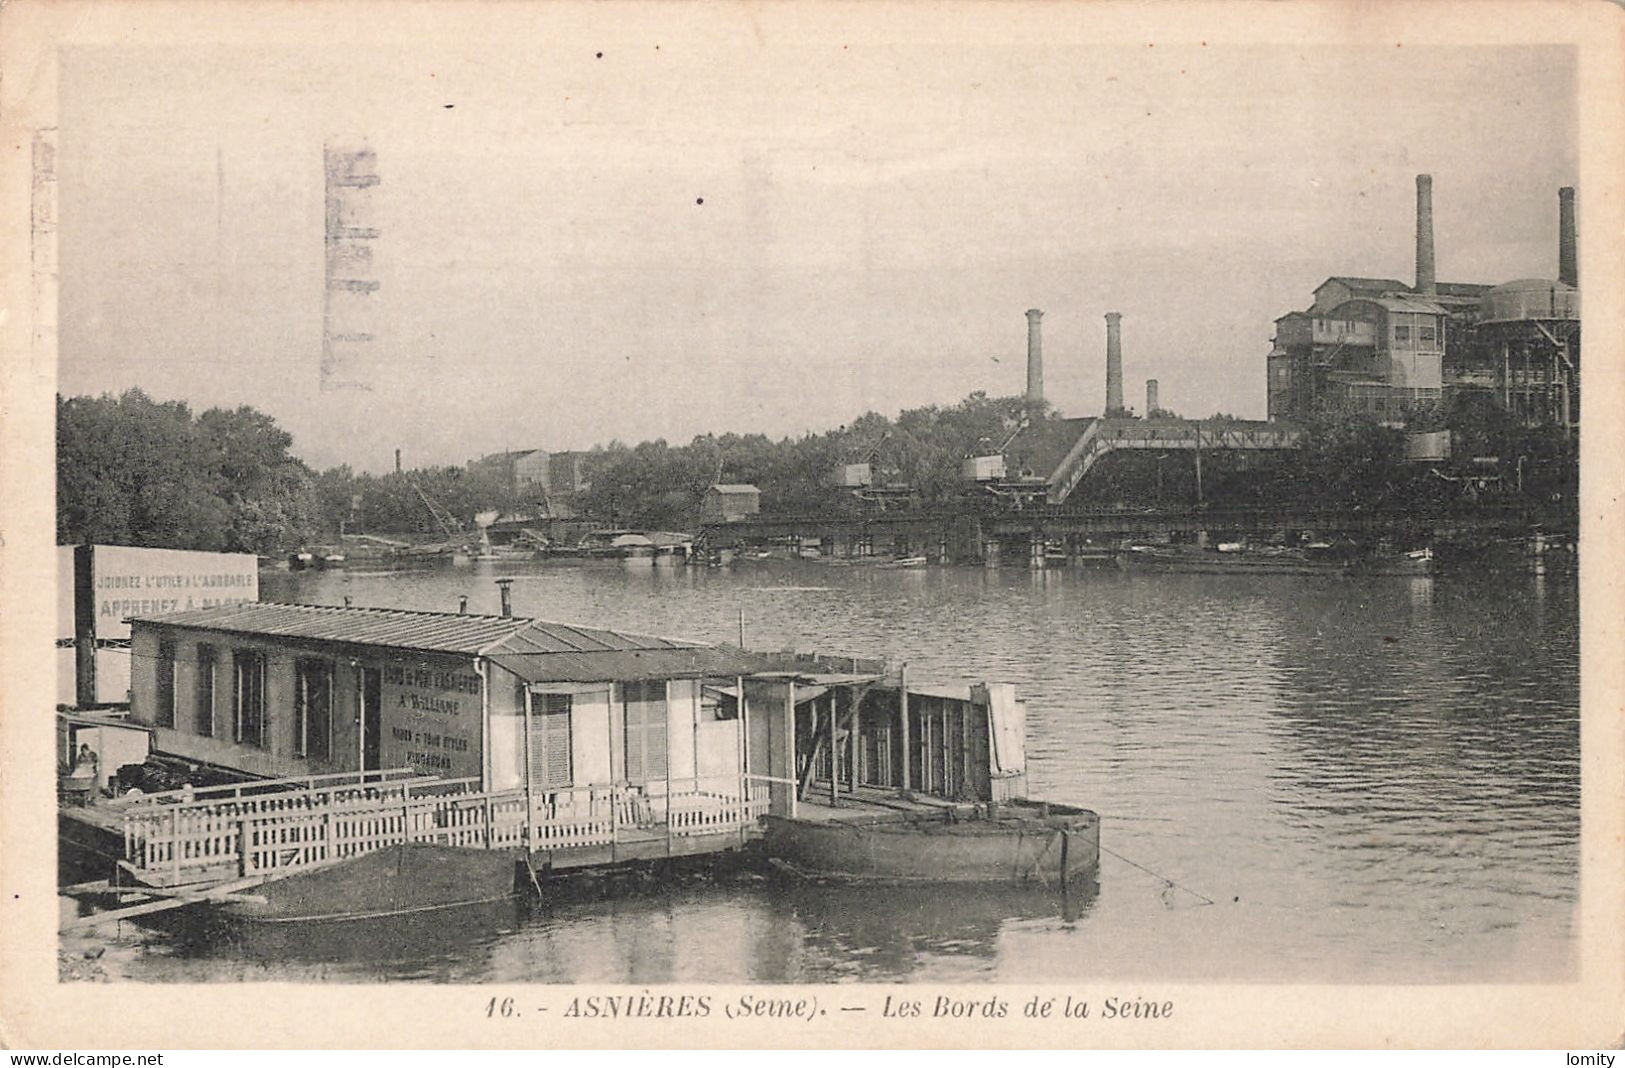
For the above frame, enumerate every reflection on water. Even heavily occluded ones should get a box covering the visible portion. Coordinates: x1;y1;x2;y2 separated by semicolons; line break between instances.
91;560;1578;983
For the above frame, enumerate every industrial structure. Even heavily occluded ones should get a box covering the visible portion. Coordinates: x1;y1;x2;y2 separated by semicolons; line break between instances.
469;448;594;500
1104;312;1127;416
1025;308;1044;404
699;484;762;523
1268;176;1580;431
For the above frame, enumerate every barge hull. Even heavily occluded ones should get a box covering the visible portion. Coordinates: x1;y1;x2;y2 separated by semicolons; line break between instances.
219;842;519;924
762;805;1099;885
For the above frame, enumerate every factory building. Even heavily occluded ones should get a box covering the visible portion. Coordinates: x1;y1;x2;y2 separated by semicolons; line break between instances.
469;448;595;498
1268;176;1580;431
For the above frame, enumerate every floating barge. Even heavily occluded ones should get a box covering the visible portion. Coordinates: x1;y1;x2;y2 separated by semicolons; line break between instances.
1119;543;1433;577
60;601;1095;927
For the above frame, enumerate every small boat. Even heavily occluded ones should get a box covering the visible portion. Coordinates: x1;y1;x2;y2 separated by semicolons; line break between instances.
877;555;928;569
759;672;1100;887
1346;547;1434;576
763;800;1097;886
1119;543;1432;577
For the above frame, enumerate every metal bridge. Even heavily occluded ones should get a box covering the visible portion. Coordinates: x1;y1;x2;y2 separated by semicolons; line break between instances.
701;501;1571;562
1045;418;1302;504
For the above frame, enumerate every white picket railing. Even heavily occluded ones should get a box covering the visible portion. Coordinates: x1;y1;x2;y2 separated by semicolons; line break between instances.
122;775;771;884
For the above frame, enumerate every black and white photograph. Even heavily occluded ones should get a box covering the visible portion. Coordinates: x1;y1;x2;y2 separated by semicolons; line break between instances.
2;0;1621;1050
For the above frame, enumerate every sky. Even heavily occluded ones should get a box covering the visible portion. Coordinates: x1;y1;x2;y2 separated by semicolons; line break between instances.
55;22;1577;473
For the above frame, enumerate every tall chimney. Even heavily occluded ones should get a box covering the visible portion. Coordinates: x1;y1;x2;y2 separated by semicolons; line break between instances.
496;578;513;617
1558;186;1577;288
1146;379;1159;417
1415;174;1436;296
1104;312;1124;415
394;448;402;474
1025;309;1044;404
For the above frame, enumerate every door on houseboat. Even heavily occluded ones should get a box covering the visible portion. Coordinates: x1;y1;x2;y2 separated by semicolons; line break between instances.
360;666;382;771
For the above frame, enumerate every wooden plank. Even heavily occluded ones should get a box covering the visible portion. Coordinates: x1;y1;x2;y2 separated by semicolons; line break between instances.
60;874;271;931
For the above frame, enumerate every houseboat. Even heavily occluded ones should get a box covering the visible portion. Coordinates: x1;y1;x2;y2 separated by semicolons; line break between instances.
61;600;1096;927
758;668;1098;887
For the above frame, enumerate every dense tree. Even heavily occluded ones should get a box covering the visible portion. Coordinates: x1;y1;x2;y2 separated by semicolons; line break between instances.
57;390;318;554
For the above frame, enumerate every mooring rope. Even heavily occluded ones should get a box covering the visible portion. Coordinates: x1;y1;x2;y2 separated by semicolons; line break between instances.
1098;842;1216;907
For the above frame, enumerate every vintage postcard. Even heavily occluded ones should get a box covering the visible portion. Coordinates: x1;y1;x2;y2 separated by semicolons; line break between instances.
1;0;1621;1050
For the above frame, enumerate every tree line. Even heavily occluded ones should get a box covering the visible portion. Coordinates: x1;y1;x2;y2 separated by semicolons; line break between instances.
57;387;1575;555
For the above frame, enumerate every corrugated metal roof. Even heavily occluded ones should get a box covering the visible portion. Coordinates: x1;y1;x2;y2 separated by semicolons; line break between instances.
1368;296;1449;314
1318;276;1407;293
486;619;699;656
132;602;711;658
489;645;777;684
132;602;530;653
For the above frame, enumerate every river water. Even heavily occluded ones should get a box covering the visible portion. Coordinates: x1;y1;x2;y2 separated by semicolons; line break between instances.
83;558;1579;984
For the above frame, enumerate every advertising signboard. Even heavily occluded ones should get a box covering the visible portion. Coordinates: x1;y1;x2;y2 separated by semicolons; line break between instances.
59;545;260;706
378;658;483;779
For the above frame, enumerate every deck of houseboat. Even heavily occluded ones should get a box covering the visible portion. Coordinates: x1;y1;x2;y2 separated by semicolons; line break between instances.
788;785;990;822
72;767;777;893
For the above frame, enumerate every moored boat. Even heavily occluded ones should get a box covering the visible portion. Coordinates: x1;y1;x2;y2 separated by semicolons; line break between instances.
763;799;1097;885
218;842;520;923
754;666;1100;886
1119;543;1433;577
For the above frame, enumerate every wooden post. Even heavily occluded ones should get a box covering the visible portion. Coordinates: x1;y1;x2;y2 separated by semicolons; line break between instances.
852;683;863;789
523;687;536;853
960;697;971;800
824;693;836;807
665;680;674;858
899;663;911;795
608;684;618;855
237;814;249;876
170;808;181;882
735;675;748;809
786;679;798;819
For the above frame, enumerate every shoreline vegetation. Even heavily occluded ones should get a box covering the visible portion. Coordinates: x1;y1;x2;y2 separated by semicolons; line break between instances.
57;388;1575;555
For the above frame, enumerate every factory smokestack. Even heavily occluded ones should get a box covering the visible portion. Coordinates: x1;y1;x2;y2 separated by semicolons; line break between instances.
1415;174;1436;296
394;448;402;474
1025;309;1044;404
1104;312;1125;415
1558;186;1577;288
1146;379;1159;417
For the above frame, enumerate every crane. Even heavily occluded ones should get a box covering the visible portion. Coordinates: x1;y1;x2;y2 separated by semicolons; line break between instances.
963;415;1030;482
828;430;892;490
409;479;463;540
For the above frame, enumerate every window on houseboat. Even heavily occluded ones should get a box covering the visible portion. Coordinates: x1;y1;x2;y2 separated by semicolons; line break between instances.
622;679;668;782
701;682;738;721
294;659;334;761
528;692;573;789
155;639;176;729
195;644;216;736
233;651;267;748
